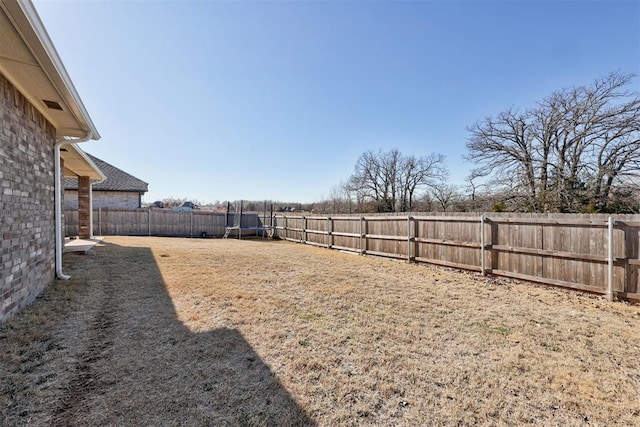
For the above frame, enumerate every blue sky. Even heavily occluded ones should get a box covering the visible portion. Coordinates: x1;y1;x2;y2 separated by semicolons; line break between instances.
35;0;639;204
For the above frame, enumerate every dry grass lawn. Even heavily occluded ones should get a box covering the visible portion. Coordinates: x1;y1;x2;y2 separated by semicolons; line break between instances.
1;236;640;426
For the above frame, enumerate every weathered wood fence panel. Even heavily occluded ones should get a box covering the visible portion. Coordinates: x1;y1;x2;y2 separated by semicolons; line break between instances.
98;209;152;236
64;210;79;237
65;209;260;238
414;215;482;270
274;213;640;302
65;209;640;301
332;217;360;252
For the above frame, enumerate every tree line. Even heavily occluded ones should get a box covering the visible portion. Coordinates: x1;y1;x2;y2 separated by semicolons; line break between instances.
315;72;640;214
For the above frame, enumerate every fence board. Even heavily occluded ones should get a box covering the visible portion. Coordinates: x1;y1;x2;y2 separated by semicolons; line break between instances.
274;212;640;301
65;209;259;238
66;209;640;300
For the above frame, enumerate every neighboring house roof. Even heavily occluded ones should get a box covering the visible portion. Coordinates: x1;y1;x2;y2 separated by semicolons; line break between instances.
65;154;148;193
0;0;99;140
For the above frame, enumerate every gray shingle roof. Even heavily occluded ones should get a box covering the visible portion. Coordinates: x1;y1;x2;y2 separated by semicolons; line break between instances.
64;153;148;193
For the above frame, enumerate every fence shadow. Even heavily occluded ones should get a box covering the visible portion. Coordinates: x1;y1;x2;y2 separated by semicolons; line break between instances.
53;240;314;426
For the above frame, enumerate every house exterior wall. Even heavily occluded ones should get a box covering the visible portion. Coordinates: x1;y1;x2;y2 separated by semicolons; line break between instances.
64;190;141;209
0;72;57;322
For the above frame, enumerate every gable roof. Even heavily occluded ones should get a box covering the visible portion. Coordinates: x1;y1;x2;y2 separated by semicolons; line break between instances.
65;153;148;193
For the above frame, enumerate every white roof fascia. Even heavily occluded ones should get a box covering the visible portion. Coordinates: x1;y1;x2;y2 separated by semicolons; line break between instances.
66;143;106;181
1;0;100;140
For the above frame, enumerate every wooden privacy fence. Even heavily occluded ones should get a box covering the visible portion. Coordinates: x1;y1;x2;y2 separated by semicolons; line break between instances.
64;209;265;238
274;213;640;302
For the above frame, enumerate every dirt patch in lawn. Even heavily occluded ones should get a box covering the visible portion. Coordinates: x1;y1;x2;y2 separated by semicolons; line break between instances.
1;236;640;425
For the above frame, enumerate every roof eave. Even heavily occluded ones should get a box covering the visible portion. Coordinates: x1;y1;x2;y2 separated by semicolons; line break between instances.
69;143;106;181
1;0;100;140
61;143;106;181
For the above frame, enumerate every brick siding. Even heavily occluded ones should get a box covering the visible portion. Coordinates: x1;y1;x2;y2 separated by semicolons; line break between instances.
64;189;141;209
0;72;58;322
77;177;91;238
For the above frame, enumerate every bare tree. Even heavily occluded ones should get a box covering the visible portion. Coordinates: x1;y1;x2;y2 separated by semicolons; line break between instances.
431;183;458;212
348;149;447;213
466;107;540;209
397;153;448;211
348;149;397;213
324;182;354;214
466;72;640;213
462;168;492;210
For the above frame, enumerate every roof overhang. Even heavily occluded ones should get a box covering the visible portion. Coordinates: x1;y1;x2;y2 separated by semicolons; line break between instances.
0;0;100;140
61;143;105;181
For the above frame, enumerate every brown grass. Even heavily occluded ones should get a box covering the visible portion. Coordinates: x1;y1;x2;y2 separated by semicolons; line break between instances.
1;236;640;425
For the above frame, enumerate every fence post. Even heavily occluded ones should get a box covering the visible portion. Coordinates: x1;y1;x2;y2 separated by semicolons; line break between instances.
362;217;368;255
607;216;614;301
225;202;229;230
98;208;102;236
413;217;419;261
480;215;485;275
407;215;413;263
190;211;193;238
359;217;364;255
269;213;278;238
148;209;151;236
303;216;307;243
327;216;333;249
490;218;498;274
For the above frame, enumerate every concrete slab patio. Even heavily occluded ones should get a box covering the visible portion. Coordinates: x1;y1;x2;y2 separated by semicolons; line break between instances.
63;237;103;254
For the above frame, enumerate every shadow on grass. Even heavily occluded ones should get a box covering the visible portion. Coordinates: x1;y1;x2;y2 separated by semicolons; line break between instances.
12;240;314;426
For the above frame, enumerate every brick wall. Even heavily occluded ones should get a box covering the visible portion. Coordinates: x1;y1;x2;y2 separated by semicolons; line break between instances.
77;177;91;238
64;189;141;209
0;72;58;322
